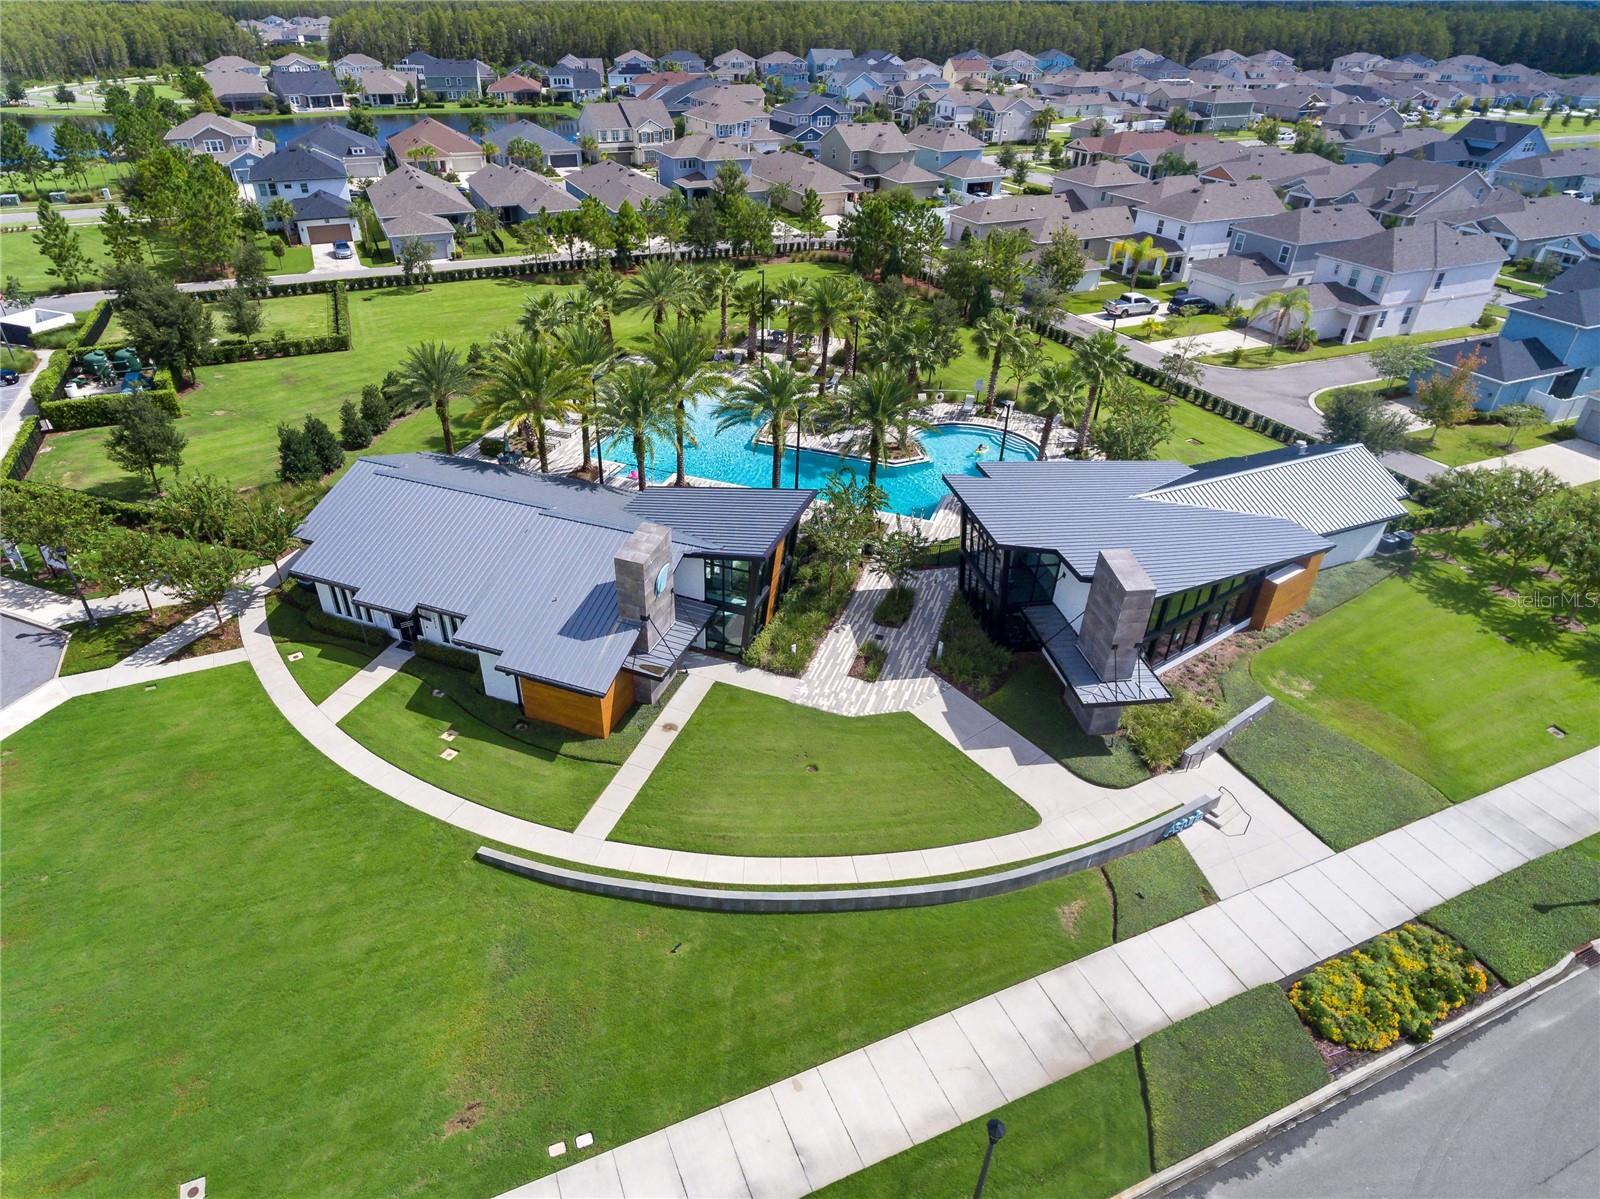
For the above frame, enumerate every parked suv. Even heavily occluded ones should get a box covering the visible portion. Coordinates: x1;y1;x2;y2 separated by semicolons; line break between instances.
1102;292;1160;318
1167;290;1216;315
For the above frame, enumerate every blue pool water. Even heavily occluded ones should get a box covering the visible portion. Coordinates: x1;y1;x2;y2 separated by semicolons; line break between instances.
601;398;1037;517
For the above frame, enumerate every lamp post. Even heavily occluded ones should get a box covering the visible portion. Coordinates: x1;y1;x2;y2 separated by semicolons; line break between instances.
973;1118;1006;1199
998;400;1014;461
793;403;803;488
758;268;767;359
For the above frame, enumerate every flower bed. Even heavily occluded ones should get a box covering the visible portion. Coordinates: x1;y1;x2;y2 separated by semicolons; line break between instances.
1288;923;1489;1058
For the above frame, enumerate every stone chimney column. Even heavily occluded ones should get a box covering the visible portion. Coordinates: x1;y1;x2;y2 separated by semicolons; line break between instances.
1077;549;1156;683
614;522;675;652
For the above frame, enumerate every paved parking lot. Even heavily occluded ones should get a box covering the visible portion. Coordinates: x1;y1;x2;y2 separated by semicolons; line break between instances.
0;614;66;708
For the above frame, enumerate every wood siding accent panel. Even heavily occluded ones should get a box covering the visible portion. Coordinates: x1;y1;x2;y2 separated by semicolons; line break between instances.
1249;552;1324;629
517;671;634;738
764;536;786;627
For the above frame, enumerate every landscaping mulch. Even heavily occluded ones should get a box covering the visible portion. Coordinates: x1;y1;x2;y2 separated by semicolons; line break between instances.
1305;961;1505;1078
165;617;243;663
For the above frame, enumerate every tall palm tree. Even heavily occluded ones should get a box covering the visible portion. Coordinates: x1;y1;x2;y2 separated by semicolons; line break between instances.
580;265;624;342
714;359;810;488
799;275;853;399
519;290;572;341
839;276;872;377
972;311;1030;414
884;315;961;391
1249;286;1314;349
397;341;472;455
561;324;616;476
703;261;738;346
643;320;727;486
830;368;927;488
732;278;772;357
1109;235;1168;281
1023;359;1088;459
772;275;808;360
1070;331;1130;458
623;259;695;329
473;333;583;472
600;363;675;490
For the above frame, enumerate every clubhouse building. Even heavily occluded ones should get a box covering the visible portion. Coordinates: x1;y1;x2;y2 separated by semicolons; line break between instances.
290;454;813;737
943;444;1407;733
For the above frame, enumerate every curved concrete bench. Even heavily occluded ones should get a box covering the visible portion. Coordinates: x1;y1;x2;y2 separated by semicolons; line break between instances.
475;792;1221;913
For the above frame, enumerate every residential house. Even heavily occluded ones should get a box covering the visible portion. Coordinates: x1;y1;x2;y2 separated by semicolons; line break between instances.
607;50;657;91
1339;126;1450;165
247;145;352;243
290;454;815;729
1321;102;1406;141
285;124;385;180
1493;149;1600;197
332;53;381;81
468;163;579;225
944;446;1404;732
1189;50;1248;74
396;51;496;100
1162;87;1257;132
359;70;412;106
1195;147;1342;188
487;73;543;104
898;58;945;83
768;96;851;153
163;114;273;186
491;120;583;170
988;51;1040;85
1035;49;1077;75
884;79;949;126
904;125;1002;201
757;52;808;85
1125;179;1285;280
239;15;330;45
367;164;474;260
387;117;485;175
948;193;1129;282
1332;53;1387;76
657;50;707;74
205;68;272;112
1323;157;1497;225
1250;86;1330;124
206;54;261;74
806;48;853;82
1051;159;1146;208
1061;129;1183;169
1105;48;1168;73
712;50;757;81
932;88;987;132
1186;204;1383;310
544;62;604;103
747;152;863;216
271;52;318;72
817;123;942;198
563;159;669;214
680;99;774;148
654;135;754;198
577;98;673;166
1455;195;1600;266
941;54;992;87
268;66;346;112
973;93;1046;143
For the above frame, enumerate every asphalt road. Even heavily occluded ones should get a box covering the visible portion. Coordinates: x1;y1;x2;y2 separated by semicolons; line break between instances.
1175;965;1600;1199
0;614;67;708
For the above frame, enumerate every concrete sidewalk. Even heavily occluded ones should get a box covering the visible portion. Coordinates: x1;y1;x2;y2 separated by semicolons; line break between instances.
318;641;413;723
501;747;1599;1199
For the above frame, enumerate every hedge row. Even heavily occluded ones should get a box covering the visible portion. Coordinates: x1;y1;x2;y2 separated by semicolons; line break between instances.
38;387;182;431
1;478;155;528
195;283;351;363
29;299;113;404
3;417;43;481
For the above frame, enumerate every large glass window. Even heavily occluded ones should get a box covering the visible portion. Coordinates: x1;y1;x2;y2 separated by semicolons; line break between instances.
1142;572;1263;667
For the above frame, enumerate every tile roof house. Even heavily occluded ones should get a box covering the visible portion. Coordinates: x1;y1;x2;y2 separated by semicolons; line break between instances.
290;453;816;729
562;159;670;214
367;164;474;260
468;163;579;225
386;117;485;175
944;445;1404;732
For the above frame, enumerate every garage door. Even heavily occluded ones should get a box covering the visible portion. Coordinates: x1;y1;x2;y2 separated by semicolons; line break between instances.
306;223;353;244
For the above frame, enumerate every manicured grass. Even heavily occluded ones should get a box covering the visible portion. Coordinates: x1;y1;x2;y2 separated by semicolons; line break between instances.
1495;273;1547;299
0;225;310;295
1125;312;1233;342
1202;323;1497;368
1253;532;1600;800
1162;398;1282;463
1425;835;1600;985
103;291;330;345
337;658;618;831
0;158;133;200
1141;984;1329;1169
58;602;201;674
263;591;382;704
0;665;1114;1195
1104;837;1217;940
1406;418;1573;467
611;682;1042;855
2;345;39;373
982;656;1151;788
814;1051;1150;1199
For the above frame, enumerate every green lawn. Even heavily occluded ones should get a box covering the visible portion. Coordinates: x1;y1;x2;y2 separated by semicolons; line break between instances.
1425;834;1600;985
264;590;383;704
1202;323;1496;368
2;345;39;373
1253;533;1600;801
0;225;310;295
58;602;201;674
1104;837;1217;940
1406;418;1573;467
815;1051;1150;1199
103;291;330;345
611;682;1042;856
1162;398;1282;463
1142;985;1329;1169
1495;273;1547;299
981;656;1151;788
0;665;1115;1195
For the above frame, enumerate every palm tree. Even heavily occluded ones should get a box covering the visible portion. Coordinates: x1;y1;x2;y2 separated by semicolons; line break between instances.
1030;104;1057;143
732;278;772;357
474;333;583;472
519;291;572;341
580;265;624;342
1109;235;1168;281
883;315;961;391
772;275;808;360
600;363;675;490
466;111;490;138
1249;286;1313;349
578;133;599;163
714;359;810;488
624;259;695;329
830;368;927;487
798;275;852;399
561;324;616;476
972;311;1030;414
1070;331;1130;458
397;341;472;456
703;261;738;346
643;320;727;486
1023;359;1087;459
840;276;872;377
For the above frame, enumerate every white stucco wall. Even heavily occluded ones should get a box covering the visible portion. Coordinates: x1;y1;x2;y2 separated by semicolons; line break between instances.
1322;522;1388;567
313;580;395;632
1052;569;1092;628
477;650;520;703
674;559;706;601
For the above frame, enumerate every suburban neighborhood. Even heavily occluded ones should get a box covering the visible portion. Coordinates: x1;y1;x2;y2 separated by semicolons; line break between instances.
0;3;1597;1197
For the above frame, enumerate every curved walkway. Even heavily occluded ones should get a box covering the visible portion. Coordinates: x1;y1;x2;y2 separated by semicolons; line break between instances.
238;587;1305;887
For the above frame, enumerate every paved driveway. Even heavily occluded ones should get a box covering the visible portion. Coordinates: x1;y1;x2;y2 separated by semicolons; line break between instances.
0;614;67;708
307;243;367;275
1463;437;1600;486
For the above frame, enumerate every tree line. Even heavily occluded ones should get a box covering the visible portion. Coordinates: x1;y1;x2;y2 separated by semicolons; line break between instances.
4;3;1597;83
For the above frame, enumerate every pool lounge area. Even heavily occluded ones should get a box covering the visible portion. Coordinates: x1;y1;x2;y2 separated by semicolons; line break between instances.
600;398;1038;518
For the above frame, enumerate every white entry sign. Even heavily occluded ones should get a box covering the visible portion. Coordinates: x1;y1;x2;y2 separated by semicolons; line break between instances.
178;1178;205;1199
41;546;68;572
2;542;23;570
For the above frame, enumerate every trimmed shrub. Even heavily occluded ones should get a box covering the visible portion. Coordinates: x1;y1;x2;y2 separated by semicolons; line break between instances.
1121;687;1218;770
415;638;479;672
872;585;914;627
3;416;43;480
39;388;181;431
1288;924;1488;1051
303;603;389;645
932;593;1011;696
338;400;372;450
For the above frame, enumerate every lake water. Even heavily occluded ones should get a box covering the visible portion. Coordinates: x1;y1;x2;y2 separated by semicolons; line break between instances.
4;109;577;156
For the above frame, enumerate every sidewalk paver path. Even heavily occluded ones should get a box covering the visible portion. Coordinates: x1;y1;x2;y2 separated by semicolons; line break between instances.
317;641;413;723
499;747;1599;1199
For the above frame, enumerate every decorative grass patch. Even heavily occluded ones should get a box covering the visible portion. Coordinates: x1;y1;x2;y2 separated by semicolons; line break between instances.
58;602;202;674
982;656;1151;788
1142;984;1329;1169
1201;323;1498;368
1404;418;1573;467
852;637;887;682
0;665;1117;1197
814;1051;1150;1199
263;591;383;704
1424;836;1600;985
931;592;1012;696
1121;687;1218;771
611;683;1041;856
1105;837;1217;941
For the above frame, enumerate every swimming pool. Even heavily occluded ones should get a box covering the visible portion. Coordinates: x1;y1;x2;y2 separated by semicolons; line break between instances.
601;398;1037;518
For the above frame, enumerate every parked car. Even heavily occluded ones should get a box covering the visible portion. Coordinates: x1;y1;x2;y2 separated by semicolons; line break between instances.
1102;292;1160;318
0;367;19;385
1167;290;1216;315
331;240;354;260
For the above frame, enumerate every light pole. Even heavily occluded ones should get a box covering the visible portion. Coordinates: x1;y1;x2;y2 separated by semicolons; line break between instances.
758;268;767;358
998;400;1014;461
973;1118;1006;1199
793;403;803;488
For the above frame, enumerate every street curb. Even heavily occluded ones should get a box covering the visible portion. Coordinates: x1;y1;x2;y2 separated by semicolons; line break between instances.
1113;938;1599;1199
